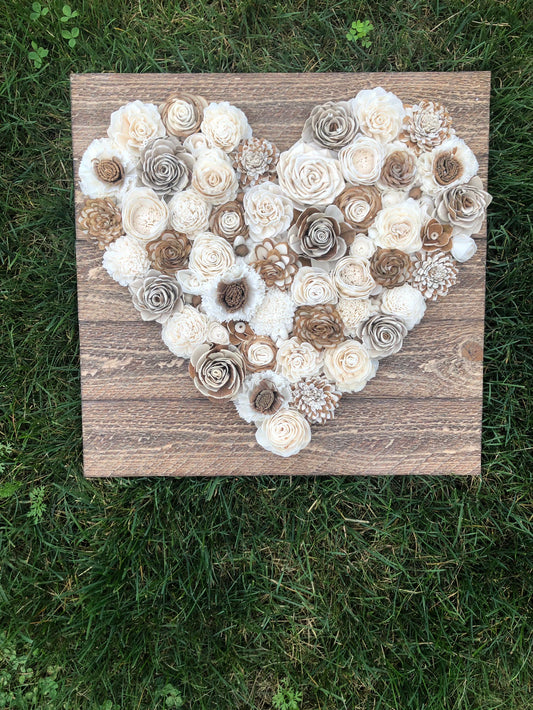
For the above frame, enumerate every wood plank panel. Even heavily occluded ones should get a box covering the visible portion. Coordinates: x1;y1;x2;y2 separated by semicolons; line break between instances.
71;72;490;477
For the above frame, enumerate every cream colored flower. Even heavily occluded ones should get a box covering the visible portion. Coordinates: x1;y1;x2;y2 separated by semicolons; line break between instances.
159;92;207;137
451;234;477;262
255;408;311;457
186;232;235;283
102;236;150;287
79;137;137;205
338;135;385;185
183;132;211;157
350;235;376;259
277;141;345;209
168;189;211;235
276;337;323;383
240;336;278;372
249;288;295;341
417;137;479;195
350;87;405;143
121;187;169;242
291;267;338;306
243;182;294;242
192;148;239;205
323;340;378;393
206;320;230;345
107;100;165;156
235;370;292;424
200;101;252;153
331;256;377;298
380;283;426;330
161;304;210;358
369;198;424;253
337;297;377;336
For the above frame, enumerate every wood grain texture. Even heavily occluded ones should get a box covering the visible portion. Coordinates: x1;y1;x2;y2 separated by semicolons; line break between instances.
71;72;490;477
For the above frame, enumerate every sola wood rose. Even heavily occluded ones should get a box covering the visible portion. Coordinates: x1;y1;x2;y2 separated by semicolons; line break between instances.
80;85;490;457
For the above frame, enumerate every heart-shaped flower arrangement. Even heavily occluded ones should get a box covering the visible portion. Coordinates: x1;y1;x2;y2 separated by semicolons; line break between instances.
78;87;491;457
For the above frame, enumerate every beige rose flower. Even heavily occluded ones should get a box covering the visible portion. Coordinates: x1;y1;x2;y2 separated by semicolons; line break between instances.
338;135;385;185
240;335;278;373
200;101;252;153
209;200;248;243
350;87;405;143
323;340;378;393
331;256;377;298
189;342;246;400
121;187;169;242
107;100;165;156
161;304;210;358
380;283;426;330
359;313;408;358
291;267;338;306
168;188;211;235
191;148;238;205
206;320;230;345
159;92;207;137
277;141;345;209
302;100;358;150
243;182;294;242
417;137;479;195
276;337;323;383
434;176;491;237
187;232;235;282
379;141;417;191
183;132;211;157
349;235;376;259
287;205;351;263
334;185;382;232
369;198;424;253
255;408;311;457
129;269;183;324
140;136;194;196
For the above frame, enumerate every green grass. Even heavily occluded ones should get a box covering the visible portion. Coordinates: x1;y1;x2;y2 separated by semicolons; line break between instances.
1;1;532;708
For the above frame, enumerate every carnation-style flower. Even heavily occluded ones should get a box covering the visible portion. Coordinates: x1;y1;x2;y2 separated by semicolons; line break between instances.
291;376;342;424
159;92;207;137
240;334;278;373
251;239;300;290
379;142;417;191
168;188;211;235
350;87;405;143
380;283;426;330
232;137;280;187
234;370;292;423
359;313;408;358
288;205;352;263
302;100;358;150
255;408;311;457
400;100;454;155
107;100;165;156
369;247;412;288
77;197;123;249
201;261;265;322
369;198;424;253
129;269;183;323
334;185;382;232
331;256;377;298
249;288;295;341
243;182;294;242
349;235;376;260
276;337;323;383
191;148;239;205
323;340;378;393
338;135;385;185
277;141;345;209
183;132;211;156
410;250;458;300
102;235;150;287
189;342;246;400
121;187;169;242
434;176;492;237
451;234;477;263
291;267;337;306
146;230;191;274
421;218;453;252
336;298;377;336
293;304;344;350
209;200;248;243
162;305;210;358
79;138;137;205
417;137;479;195
185;232;235;283
201;101;252;153
140;136;194;195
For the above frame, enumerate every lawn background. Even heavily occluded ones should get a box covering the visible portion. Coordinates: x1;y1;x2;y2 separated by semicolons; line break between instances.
0;1;532;709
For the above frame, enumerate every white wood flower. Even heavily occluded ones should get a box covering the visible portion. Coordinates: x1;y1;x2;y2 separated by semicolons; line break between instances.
255;408;311;457
369;198;424;254
277;141;345;209
200;101;252;152
107;100;165;157
350;87;405;144
323;340;378;393
121;187;169;242
339;135;385;185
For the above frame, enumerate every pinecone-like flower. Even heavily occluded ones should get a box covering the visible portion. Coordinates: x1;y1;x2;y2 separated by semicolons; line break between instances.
252;239;300;290
78;197;123;249
232;137;280;187
400;100;454;155
410;250;458;300
291;376;342;424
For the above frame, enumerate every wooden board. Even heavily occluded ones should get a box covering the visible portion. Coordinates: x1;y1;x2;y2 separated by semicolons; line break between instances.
70;72;490;477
